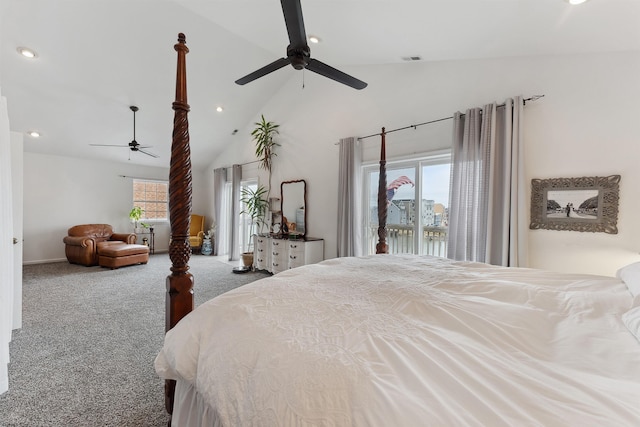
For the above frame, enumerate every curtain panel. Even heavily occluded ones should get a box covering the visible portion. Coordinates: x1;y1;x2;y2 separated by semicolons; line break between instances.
213;168;227;256
337;137;363;257
447;96;527;267
0;94;14;395
229;165;242;261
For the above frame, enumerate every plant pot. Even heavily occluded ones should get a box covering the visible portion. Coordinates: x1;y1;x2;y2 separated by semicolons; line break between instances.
201;238;213;256
241;252;254;268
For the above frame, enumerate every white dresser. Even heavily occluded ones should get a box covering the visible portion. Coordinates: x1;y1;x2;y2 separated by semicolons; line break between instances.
254;235;324;274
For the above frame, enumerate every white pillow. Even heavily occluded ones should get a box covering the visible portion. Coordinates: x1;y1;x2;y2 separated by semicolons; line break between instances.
616;261;640;297
622;306;640;343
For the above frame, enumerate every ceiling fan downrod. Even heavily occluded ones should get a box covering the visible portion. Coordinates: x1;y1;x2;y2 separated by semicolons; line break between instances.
130;105;138;144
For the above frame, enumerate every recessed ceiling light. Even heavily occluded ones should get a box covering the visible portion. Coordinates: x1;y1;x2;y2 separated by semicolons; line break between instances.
27;131;40;138
565;0;588;4
308;36;321;44
216;106;224;113
17;47;37;58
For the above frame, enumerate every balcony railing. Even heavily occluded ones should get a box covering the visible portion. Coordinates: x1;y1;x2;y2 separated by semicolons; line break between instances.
367;224;448;257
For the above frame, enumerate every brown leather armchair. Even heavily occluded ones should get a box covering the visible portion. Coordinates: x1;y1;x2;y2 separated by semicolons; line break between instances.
189;214;205;251
63;224;136;266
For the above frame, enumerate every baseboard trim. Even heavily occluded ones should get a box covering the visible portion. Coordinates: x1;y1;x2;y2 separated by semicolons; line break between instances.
24;252;169;266
23;258;67;265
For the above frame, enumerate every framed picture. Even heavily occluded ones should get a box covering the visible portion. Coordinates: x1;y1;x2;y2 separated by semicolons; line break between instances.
529;175;620;234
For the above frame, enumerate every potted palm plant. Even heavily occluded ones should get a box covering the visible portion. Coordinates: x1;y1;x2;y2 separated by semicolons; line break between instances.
240;185;268;268
251;115;280;195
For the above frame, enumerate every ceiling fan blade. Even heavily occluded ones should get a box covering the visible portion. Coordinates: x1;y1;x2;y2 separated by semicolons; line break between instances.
89;144;130;147
138;149;159;158
306;59;368;90
281;0;307;47
235;57;291;85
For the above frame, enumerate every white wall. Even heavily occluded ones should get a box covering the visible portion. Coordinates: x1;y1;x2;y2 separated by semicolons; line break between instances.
210;51;640;277
523;53;640;276
22;152;209;264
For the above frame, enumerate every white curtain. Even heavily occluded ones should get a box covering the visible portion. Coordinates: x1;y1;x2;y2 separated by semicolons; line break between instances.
336;137;363;257
0;93;14;395
447;96;527;267
213;168;227;256
228;165;242;261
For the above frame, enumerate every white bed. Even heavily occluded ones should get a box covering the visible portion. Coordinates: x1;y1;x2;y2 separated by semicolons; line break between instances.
155;254;640;426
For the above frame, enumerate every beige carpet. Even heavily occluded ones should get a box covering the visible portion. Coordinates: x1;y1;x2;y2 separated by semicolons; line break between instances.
0;253;270;426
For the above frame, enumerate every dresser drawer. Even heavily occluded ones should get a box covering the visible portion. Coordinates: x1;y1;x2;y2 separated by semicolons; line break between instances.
253;236;324;274
254;235;270;270
288;250;305;269
270;240;287;274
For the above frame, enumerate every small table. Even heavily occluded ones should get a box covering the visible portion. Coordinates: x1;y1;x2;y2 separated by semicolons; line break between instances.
136;229;155;254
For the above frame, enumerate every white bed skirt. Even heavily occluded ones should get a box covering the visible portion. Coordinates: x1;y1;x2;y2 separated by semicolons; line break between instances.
172;380;221;427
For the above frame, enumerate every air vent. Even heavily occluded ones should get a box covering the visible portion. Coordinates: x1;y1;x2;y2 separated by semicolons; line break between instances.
402;56;422;62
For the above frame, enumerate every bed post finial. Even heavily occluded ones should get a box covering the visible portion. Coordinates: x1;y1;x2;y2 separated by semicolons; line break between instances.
165;32;193;424
376;127;388;254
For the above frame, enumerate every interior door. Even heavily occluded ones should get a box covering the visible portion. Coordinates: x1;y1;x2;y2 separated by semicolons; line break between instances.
11;131;23;329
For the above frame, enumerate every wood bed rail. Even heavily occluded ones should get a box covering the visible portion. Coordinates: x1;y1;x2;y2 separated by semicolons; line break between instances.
164;32;194;425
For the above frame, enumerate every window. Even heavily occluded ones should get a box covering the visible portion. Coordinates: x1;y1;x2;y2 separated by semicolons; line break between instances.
363;152;450;256
133;179;168;220
239;180;258;253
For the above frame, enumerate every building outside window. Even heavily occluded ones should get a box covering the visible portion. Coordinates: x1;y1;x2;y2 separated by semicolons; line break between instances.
133;179;168;220
363;152;450;256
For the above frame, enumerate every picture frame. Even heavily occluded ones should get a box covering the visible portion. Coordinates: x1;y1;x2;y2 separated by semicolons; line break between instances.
529;175;620;234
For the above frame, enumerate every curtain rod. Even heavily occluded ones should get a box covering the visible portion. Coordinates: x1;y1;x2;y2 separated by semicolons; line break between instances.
213;159;260;173
239;159;260;167
356;94;545;141
119;175;168;181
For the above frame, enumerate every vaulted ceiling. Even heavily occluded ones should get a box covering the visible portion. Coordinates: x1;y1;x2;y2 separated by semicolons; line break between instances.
2;0;639;171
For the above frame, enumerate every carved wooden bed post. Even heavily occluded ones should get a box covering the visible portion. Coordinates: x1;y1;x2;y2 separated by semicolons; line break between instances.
164;32;194;423
376;128;388;254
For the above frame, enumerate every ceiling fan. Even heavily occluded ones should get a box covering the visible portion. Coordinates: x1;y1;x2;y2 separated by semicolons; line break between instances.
235;0;367;90
90;106;159;158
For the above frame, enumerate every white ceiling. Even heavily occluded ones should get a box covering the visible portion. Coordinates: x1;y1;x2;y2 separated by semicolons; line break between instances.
2;0;639;171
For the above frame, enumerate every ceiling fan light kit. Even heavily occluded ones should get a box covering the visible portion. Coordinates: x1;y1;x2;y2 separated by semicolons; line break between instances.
235;0;367;90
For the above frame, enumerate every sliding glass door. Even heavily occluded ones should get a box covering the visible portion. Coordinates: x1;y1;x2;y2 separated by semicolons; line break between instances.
363;153;450;256
239;180;258;254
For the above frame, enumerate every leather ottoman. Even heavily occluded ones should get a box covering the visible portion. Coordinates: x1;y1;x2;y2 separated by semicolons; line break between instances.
97;243;150;269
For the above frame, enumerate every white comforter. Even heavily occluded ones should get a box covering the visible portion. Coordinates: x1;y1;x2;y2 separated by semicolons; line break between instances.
155;255;640;426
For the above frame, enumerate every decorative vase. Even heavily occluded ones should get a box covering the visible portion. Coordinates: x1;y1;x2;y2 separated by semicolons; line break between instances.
201;238;213;256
